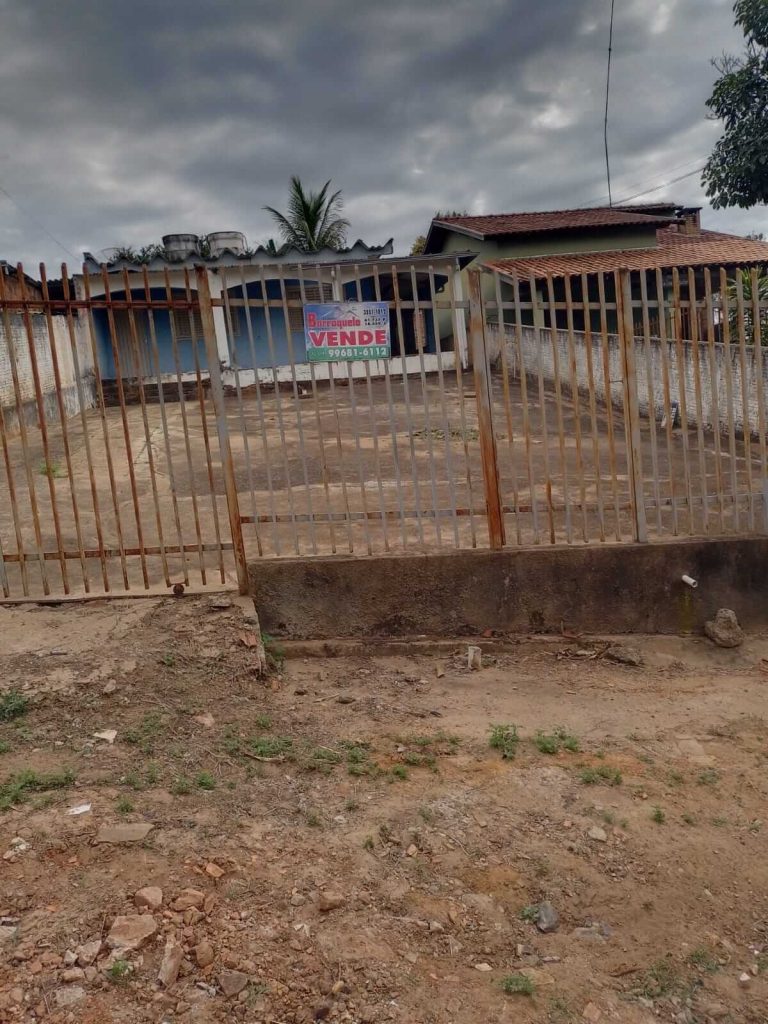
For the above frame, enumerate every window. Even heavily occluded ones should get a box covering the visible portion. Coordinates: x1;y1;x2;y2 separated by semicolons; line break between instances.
171;308;200;341
284;282;332;332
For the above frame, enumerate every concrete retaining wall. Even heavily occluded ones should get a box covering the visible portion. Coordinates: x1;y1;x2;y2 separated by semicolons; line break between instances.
251;538;768;639
488;324;767;438
0;313;96;434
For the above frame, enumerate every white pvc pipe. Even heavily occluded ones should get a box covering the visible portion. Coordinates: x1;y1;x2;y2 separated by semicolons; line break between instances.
681;574;698;589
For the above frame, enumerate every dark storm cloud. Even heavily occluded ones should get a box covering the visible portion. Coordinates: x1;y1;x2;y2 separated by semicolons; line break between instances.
0;0;763;269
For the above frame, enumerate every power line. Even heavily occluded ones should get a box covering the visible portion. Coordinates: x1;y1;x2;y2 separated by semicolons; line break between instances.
582;154;708;208
612;165;705;205
0;180;78;262
604;0;616;207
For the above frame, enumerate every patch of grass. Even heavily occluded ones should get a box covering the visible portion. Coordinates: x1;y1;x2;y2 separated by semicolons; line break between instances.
38;460;66;478
106;959;132;984
306;811;321;828
667;770;685;786
548;995;574;1022
0;741;11;754
0;690;29;723
123;771;145;792
534;727;580;755
500;973;535;996
697;768;721;786
171;776;192;796
248;735;292;759
681;812;697;826
116;796;134;814
0;768;75;810
261;633;285;670
489;723;519;760
344;798;359;812
402;751;436;768
634;958;682;999
362;835;374;851
579;764;622;786
687;947;720;974
123;712;165;754
601;810;616;826
160;652;175;667
254;714;272;730
651;805;666;824
519;904;539;923
195;771;216;790
712;815;728;828
391;765;409;781
418;805;435;823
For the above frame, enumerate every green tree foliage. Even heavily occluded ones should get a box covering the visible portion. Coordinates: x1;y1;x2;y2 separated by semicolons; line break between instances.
264;177;350;252
703;0;768;208
726;268;768;342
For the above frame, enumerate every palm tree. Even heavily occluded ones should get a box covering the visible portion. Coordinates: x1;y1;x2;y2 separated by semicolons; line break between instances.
264;177;350;252
726;268;768;344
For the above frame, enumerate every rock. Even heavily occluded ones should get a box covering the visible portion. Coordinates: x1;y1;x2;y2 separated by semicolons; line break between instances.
204;862;225;879
63;950;78;966
76;940;101;966
135;886;163;911
573;925;606;942
536;901;559;934
474;962;493;972
406;844;418;857
290;892;306;907
94;822;153;844
588;826;608;843
194;713;215;729
467;645;483;671
61;967;85;983
172;889;205;912
195;941;215;968
435;663;445;678
336;695;355;705
704;609;745;649
207;595;232;611
102;680;117;695
606;644;644;667
738;971;751;988
314;1001;333;1020
93;728;117;744
695;998;729;1019
0;924;19;945
84;966;98;982
318;891;345;912
106;914;158;952
582;1003;602;1022
428;920;445;933
158;937;184;987
219;969;248;998
54;986;85;1007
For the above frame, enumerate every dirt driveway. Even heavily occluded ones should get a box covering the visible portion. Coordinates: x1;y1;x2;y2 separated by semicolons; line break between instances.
1;599;767;1023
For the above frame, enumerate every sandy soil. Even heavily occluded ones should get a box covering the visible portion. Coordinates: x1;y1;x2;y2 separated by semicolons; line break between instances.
1;597;767;1023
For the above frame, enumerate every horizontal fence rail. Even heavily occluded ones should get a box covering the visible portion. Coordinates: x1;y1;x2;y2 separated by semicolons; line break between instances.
0;258;766;599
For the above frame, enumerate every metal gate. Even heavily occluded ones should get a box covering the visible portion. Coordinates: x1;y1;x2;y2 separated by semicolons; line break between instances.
0;257;765;600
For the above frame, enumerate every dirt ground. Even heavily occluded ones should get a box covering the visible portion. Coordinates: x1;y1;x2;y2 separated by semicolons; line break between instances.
1;598;767;1023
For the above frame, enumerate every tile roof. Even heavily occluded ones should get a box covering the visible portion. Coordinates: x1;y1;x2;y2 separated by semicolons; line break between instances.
432;206;676;239
487;228;768;279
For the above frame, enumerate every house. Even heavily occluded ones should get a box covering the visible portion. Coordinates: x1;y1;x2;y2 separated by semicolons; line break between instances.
77;232;473;390
423;204;768;338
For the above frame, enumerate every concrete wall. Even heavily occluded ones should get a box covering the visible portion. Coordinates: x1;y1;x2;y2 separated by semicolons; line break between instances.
251;539;768;639
491;323;767;438
0;313;96;435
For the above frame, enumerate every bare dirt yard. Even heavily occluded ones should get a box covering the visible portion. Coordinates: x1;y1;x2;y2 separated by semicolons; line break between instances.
0;597;767;1023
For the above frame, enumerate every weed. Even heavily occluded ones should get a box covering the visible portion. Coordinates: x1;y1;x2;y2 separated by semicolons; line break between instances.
534;857;550;879
261;633;285;670
681;812;696;826
195;771;216;790
106;959;132;984
171;776;192;796
635;958;681;999
123;771;145;792
749;819;762;833
601;810;616;826
620;818;629;829
38;460;66;478
0;768;75;810
418;805;435;823
145;763;160;785
667;770;685;786
344;744;370;765
687;947;720;974
362;836;374;851
248;735;292;759
579;764;622;786
548;995;574;1022
254;714;272;730
489;723;519;760
402;751;436;768
307;747;343;768
123;712;164;754
500;973;535;996
519;905;539;923
116;796;134;814
344;798;359;812
160;652;175;667
712;816;728;828
0;690;29;722
651;806;666;824
306;811;321;828
0;741;10;754
391;765;408;781
697;768;721;786
535;727;580;755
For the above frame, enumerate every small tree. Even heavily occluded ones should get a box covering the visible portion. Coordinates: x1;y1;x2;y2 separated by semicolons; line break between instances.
703;0;768;209
264;177;350;252
726;267;768;343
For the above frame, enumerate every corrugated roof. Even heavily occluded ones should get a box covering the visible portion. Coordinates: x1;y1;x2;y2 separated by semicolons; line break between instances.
487;228;768;279
432;206;675;240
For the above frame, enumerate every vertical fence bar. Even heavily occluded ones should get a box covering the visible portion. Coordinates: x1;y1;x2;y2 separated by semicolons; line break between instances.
446;263;478;547
580;273;605;542
0;397;28;596
703;269;725;533
687;269;710;533
512;274;540;544
718;269;741;531
195;267;248;593
545;276;573;542
0;271;50;593
639;270;663;535
530;277;556;543
80;267;131;589
467;270;505;549
596;272;622;540
750;267;768;530
409;263;443;547
616;269;647;543
734;272;755;530
654;269;679;536
492;270;522;544
671;270;695;535
563;275;588;542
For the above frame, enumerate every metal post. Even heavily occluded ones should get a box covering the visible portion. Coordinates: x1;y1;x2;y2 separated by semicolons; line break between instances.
467;269;506;549
195;267;249;593
616;269;648;543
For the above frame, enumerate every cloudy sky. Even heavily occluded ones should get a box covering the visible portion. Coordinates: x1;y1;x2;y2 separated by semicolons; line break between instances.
0;0;764;270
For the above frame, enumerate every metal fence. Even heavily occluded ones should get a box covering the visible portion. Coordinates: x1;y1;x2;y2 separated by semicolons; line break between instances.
0;259;765;600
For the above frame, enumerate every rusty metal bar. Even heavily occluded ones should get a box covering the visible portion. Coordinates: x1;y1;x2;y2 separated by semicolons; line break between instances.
492;270;522;544
563;275;588;542
638;270;663;535
671;269;695;534
687;268;710;533
545;276;573;543
529;277;556;543
718;269;741;531
467;269;505;549
596;271;622;540
0;397;27;595
703;269;725;533
195;267;248;594
654;268;679;536
750;267;767;528
511;273;540;544
445;262;478;547
616;269;647;543
580;273;605;542
734;271;755;530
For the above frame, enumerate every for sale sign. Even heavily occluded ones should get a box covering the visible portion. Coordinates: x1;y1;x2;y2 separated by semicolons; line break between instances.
303;302;391;362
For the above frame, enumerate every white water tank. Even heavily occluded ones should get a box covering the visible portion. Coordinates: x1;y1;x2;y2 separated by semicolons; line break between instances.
207;231;247;256
162;234;199;260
